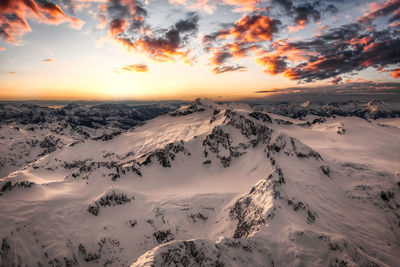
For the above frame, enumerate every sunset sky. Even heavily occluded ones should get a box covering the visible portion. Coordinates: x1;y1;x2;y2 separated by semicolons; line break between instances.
0;0;399;100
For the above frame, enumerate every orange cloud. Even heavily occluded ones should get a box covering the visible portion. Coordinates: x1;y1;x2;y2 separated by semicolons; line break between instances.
102;0;199;63
271;40;310;62
169;0;260;13
314;25;327;32
213;65;246;74
331;76;342;84
358;0;400;24
287;19;306;32
226;15;280;42
120;64;149;73
0;0;83;45
256;54;287;75
391;68;400;78
223;0;260;12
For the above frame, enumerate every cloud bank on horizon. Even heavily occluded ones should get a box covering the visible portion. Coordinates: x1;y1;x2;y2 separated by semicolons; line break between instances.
0;0;399;86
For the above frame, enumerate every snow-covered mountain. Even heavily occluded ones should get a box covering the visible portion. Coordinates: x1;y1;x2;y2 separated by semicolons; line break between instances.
0;102;182;178
0;99;399;266
251;99;400;120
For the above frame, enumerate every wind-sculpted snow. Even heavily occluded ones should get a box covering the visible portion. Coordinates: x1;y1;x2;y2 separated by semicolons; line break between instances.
0;99;399;266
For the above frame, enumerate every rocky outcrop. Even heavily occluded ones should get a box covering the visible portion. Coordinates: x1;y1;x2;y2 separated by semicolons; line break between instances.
337;123;346;135
0;180;35;196
38;135;62;156
92;131;122;141
142;141;189;168
63;159;141;181
248;112;272;124
267;133;322;160
224;110;272;146
87;190;134;216
229;179;275;238
202;110;273;167
169;99;208;117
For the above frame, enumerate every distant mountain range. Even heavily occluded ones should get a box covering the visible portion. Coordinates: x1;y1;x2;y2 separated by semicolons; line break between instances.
250;99;400;120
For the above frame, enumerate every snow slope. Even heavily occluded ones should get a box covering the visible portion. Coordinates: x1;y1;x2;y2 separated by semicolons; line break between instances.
0;99;399;266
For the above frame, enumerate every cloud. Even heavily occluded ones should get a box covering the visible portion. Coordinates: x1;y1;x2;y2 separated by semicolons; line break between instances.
272;0;336;31
210;14;281;43
0;0;83;45
281;24;400;82
222;0;261;12
169;0;217;13
8;71;16;74
213;65;246;74
331;76;342;84
121;13;199;62
392;68;400;78
254;90;278;93
118;64;149;73
203;13;281;72
41;58;56;63
101;0;199;62
256;54;288;75
358;0;400;24
169;0;261;13
251;82;400;101
216;18;399;83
